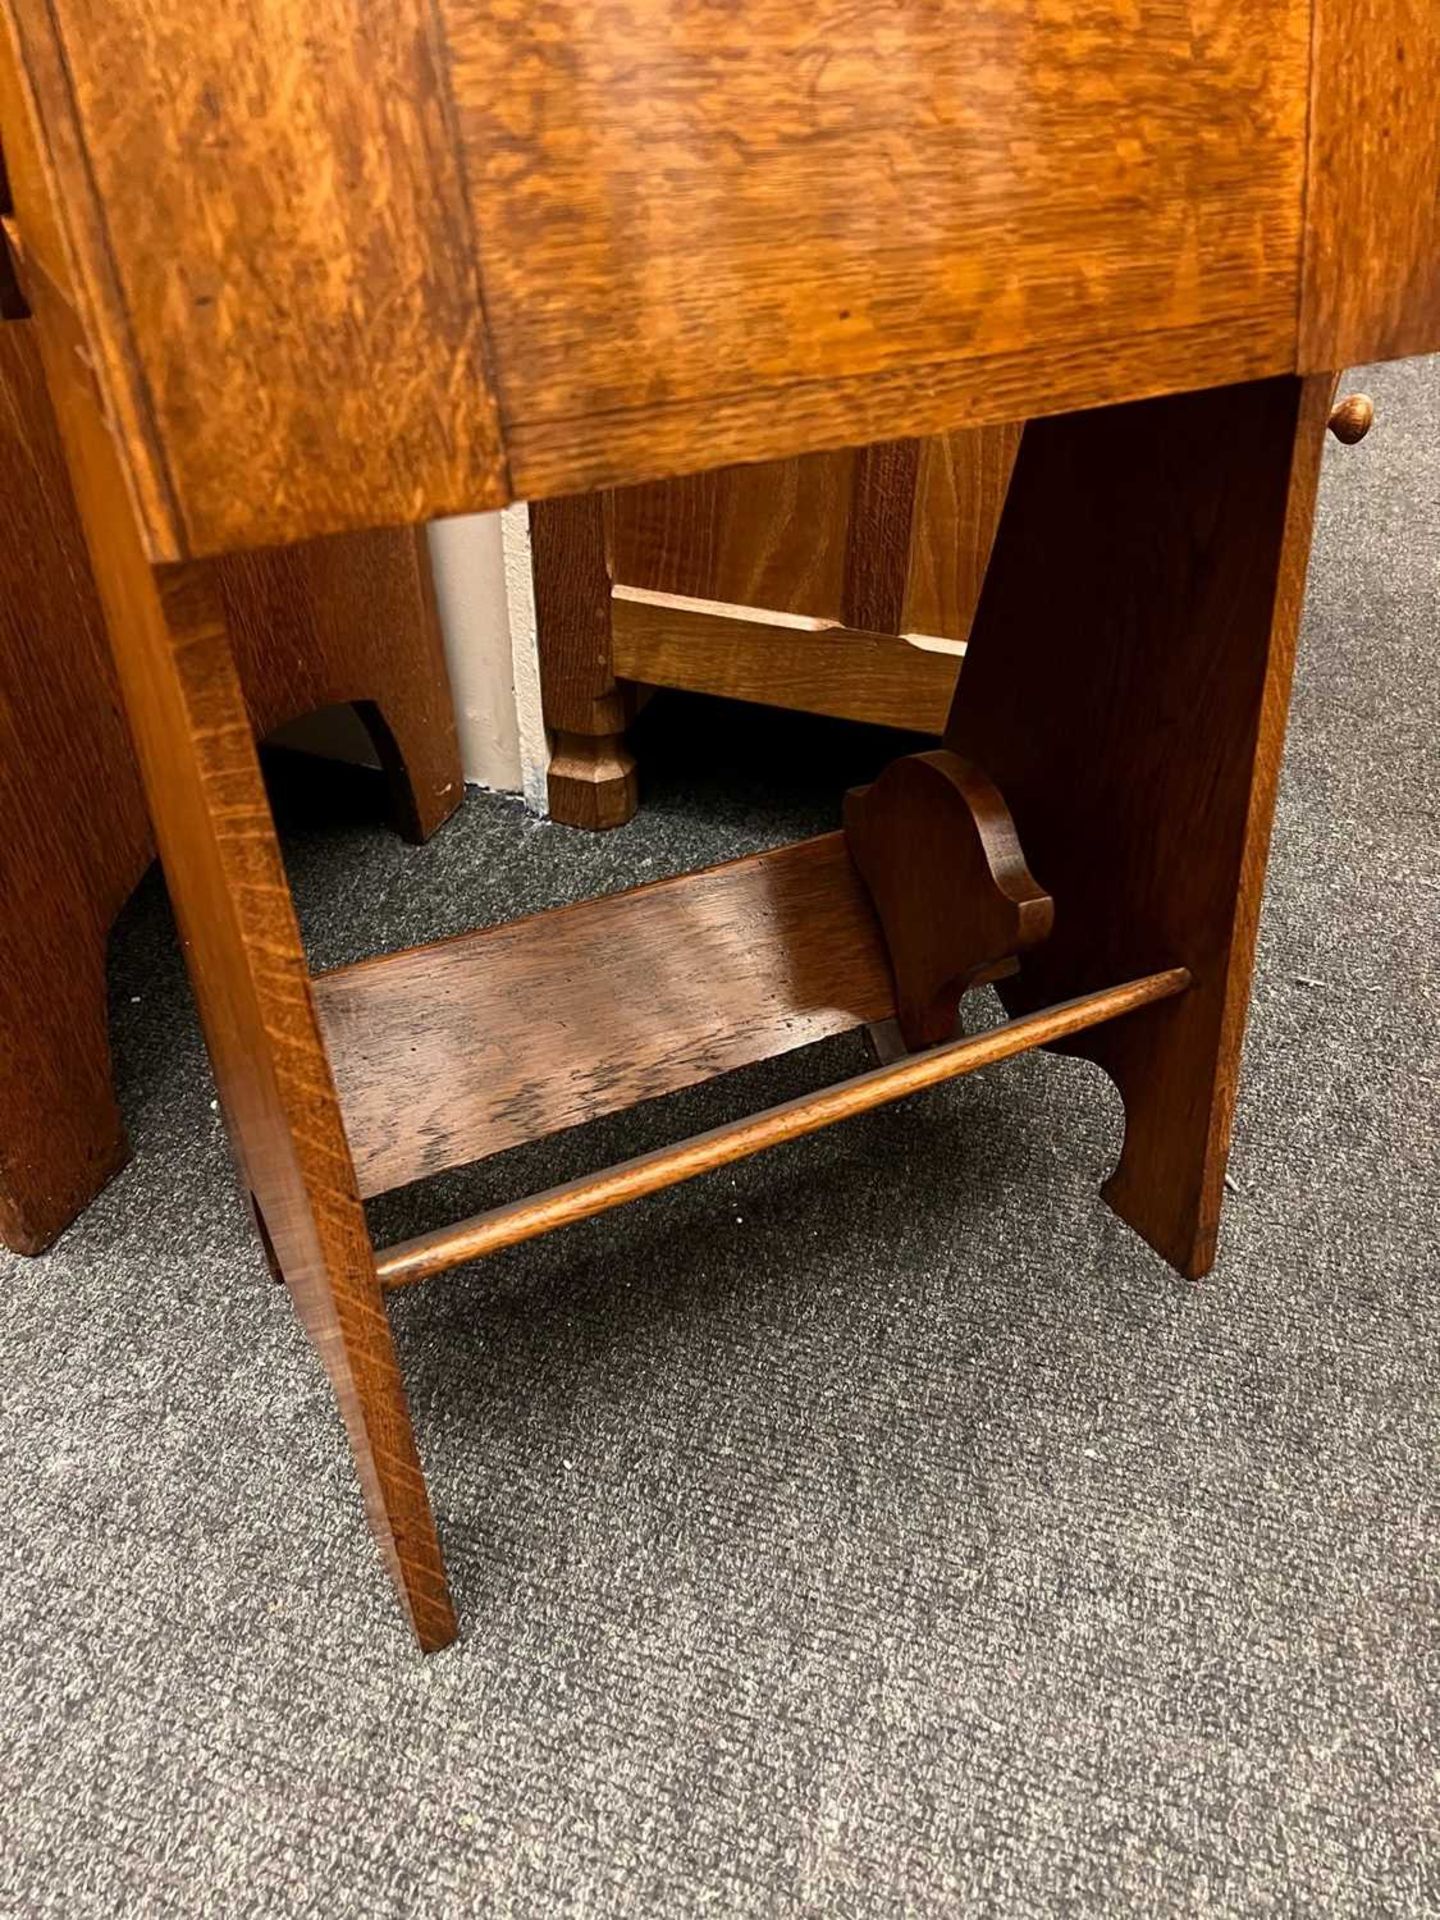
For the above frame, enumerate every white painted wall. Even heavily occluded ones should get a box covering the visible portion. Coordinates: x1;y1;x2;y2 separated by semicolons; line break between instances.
273;509;545;806
426;507;547;806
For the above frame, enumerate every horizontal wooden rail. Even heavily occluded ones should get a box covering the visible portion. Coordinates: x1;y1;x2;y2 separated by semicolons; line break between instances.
610;584;960;732
374;967;1190;1290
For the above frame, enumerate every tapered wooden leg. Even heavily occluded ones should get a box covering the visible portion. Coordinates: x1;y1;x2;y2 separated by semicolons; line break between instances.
946;375;1333;1278
30;282;456;1648
530;495;639;830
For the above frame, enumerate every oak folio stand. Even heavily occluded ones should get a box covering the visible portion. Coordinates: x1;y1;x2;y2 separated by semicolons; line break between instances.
2;0;1433;1649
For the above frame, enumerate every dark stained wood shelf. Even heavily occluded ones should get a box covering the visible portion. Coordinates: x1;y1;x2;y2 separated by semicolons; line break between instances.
373;968;1192;1290
313;833;898;1200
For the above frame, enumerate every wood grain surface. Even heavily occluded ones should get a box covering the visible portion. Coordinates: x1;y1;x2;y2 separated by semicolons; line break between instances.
374;969;1192;1289
1301;0;1440;367
0;318;149;1252
7;0;1439;550
844;750;1054;1048
529;492;638;829
10;0;1398;552
1;0;507;557
26;268;456;1649
314;834;899;1200
609;452;856;619
841;441;922;636
450;0;1307;496
610;589;959;733
220;529;463;845
945;372;1333;1278
904;427;1024;642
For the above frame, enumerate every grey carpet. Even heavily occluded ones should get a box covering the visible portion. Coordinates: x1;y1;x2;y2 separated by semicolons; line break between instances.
2;361;1436;1918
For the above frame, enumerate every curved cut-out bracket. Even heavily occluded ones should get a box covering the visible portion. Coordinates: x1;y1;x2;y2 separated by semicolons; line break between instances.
843;749;1054;1050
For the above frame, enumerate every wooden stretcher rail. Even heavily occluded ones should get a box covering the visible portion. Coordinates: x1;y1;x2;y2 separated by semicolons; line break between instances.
373;968;1191;1289
609;585;961;733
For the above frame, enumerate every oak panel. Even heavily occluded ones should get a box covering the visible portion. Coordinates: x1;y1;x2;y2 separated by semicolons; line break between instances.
1300;0;1440;366
609;452;856;619
314;834;899;1199
3;0;507;558
611;589;959;732
449;0;1309;474
904;427;1024;642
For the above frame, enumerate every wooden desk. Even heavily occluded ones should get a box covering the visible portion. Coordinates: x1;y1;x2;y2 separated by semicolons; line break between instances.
1;0;1433;1649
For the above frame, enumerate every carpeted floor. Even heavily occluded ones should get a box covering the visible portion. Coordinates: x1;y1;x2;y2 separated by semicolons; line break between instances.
2;361;1436;1917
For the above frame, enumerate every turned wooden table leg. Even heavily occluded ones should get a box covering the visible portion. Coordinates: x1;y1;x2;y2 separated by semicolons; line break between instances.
28;280;455;1649
945;374;1333;1278
530;493;639;830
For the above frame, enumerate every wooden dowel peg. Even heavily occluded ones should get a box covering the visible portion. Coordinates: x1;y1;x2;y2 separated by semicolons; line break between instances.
1327;393;1374;443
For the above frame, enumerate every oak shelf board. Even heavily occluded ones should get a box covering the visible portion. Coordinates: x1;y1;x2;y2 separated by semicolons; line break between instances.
373;968;1193;1289
312;832;900;1201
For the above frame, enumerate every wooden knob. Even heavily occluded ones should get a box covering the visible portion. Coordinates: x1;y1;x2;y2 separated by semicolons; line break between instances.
1328;393;1374;444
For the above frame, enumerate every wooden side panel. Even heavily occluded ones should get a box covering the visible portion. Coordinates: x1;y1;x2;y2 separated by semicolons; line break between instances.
1300;0;1440;366
841;440;922;635
904;426;1024;642
0;318;149;1251
945;373;1332;1277
8;0;1316;550
609;452;856;619
0;318;459;1254
449;0;1309;494
221;528;463;842
1;0;507;559
314;834;898;1198
27;269;456;1648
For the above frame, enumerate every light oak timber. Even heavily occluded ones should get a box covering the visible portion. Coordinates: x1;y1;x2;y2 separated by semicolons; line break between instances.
0;0;1336;558
7;0;1439;555
609;588;960;733
313;834;900;1200
450;0;1308;508
1301;0;1440;368
903;427;1024;644
609;450;857;618
21;258;456;1650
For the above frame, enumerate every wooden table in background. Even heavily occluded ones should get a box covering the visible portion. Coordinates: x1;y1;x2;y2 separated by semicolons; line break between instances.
1;0;1432;1649
532;426;1021;827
